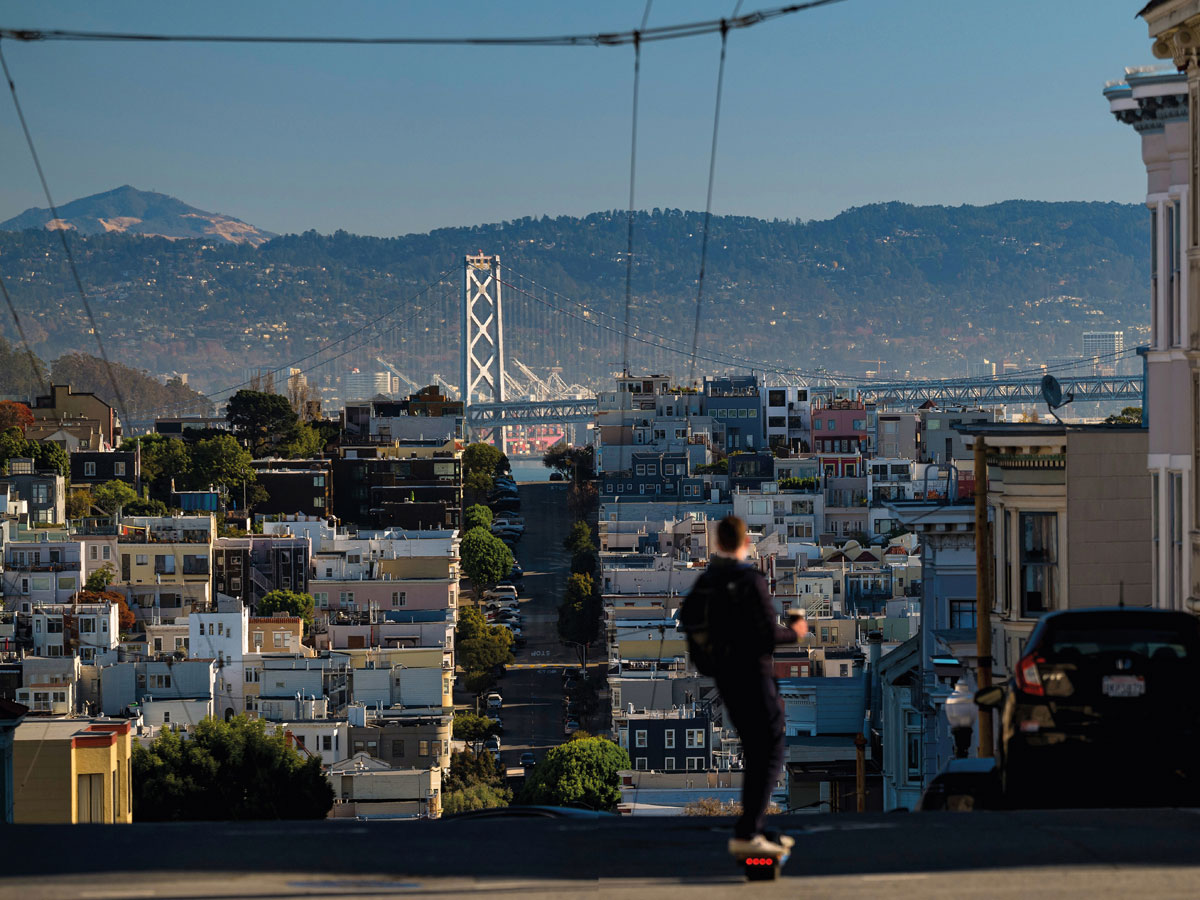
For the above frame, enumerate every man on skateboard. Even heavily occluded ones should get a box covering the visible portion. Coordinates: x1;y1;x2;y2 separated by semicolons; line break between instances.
685;515;808;860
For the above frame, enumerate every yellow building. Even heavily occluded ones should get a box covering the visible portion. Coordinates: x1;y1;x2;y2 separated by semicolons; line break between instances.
249;616;311;656
117;516;215;620
12;719;133;824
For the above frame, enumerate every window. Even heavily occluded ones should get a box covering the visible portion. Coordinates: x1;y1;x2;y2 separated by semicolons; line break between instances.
663;464;674;475
102;545;110;561
827;419;835;430
813;419;822;430
635;464;646;476
245;668;260;683
635;730;647;748
686;757;702;770
151;674;171;689
392;591;406;607
664;757;676;770
84;461;96;477
114;461;126;477
136;554;148;566
418;740;430;757
154;555;176;575
635;757;648;770
90;545;98;561
47;618;63;634
392;739;405;758
1170;472;1184;607
79;617;96;633
664;729;675;749
950;599;976;629
323;735;334;752
685;729;705;748
905;713;922;781
32;484;50;505
1020;512;1058;617
273;632;284;648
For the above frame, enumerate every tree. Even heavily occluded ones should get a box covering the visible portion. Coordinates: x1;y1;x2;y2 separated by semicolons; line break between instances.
65;488;93;521
30;441;68;477
278;422;325;459
91;480;138;516
1104;406;1143;425
452;712;500;748
258;589;315;631
462;442;507;492
442;748;510;815
0;401;33;432
131;435;192;503
85;562;117;592
463;504;493;532
544;443;595;483
558;572;600;647
518;737;630;811
460;527;514;597
131;715;334;821
190;434;255;500
126;497;169;517
455;606;514;691
563;521;594;554
225;389;300;457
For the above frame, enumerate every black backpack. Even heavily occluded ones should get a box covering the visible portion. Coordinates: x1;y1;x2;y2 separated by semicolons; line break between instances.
678;570;745;676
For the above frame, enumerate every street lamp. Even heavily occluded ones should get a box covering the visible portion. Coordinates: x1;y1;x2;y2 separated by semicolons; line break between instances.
944;681;974;760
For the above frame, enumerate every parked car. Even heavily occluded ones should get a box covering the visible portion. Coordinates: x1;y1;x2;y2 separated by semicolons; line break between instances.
484;587;518;600
485;600;520;614
977;607;1200;808
485;736;501;756
520;751;537;768
563;718;580;736
486;714;503;732
549;472;565;481
486;691;503;710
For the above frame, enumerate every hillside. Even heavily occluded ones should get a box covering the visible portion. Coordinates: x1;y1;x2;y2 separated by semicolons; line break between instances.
0;185;275;247
0;200;1148;397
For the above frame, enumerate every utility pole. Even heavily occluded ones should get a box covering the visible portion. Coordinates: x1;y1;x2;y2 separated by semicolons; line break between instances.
854;733;866;812
973;437;994;758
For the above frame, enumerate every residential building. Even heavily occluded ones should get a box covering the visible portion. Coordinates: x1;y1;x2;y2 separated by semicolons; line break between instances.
762;385;812;453
12;718;133;823
212;532;310;610
704;375;762;452
343;386;464;443
250;459;332;518
346;705;451;773
30;600;119;664
916;407;997;465
875;413;919;461
810;397;872;456
616;707;716;772
2;537;83;613
1104;52;1194;612
0;458;66;525
116;515;215;622
331;445;461;531
27;384;119;451
327;752;441;819
69;451;139;491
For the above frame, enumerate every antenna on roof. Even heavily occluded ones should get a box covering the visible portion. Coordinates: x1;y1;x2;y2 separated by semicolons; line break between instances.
1040;374;1074;424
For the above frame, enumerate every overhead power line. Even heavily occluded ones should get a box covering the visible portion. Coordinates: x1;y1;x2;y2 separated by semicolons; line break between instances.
0;41;130;429
0;2;846;48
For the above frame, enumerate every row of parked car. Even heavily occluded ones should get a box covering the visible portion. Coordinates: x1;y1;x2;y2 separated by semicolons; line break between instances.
489;475;524;545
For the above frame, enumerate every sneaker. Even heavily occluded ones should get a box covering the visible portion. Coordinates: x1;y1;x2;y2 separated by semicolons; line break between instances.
763;830;795;851
728;833;788;857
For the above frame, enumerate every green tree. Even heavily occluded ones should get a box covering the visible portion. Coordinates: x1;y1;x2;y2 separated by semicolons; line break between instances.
65;487;93;521
460;527;514;597
452;711;500;748
278;422;325;459
131;715;333;821
442;783;511;815
190;434;255;503
558;572;600;647
462;442;507;493
126;497;169;517
563;521;594;554
85;561;117;592
30;441;68;478
225;389;300;457
455;606;514;690
258;589;316;631
132;435;192;503
544;443;595;483
91;479;138;516
518;737;630;811
442;748;511;815
463;504;493;532
1103;406;1143;425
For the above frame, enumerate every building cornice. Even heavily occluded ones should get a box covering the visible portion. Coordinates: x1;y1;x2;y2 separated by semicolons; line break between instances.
1151;14;1200;70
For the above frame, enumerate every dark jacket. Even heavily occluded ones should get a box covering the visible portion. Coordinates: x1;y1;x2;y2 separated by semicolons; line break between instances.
695;555;797;684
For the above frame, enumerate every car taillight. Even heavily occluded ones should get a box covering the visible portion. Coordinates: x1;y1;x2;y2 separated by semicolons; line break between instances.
1016;654;1045;697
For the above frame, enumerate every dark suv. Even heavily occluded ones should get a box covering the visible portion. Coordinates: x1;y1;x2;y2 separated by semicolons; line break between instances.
978;608;1200;808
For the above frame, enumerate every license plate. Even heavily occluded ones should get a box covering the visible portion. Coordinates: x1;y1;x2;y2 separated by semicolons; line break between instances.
1102;675;1145;698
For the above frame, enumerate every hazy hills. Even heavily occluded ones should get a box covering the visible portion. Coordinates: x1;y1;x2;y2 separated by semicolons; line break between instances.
0;185;275;247
0;197;1149;399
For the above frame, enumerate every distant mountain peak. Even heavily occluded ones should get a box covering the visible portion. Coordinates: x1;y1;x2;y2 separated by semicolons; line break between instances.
0;186;275;246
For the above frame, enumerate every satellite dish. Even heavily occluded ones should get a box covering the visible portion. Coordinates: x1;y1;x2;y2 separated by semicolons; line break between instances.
1041;374;1073;423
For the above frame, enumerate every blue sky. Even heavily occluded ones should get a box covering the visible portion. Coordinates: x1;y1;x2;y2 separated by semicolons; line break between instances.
0;1;1161;237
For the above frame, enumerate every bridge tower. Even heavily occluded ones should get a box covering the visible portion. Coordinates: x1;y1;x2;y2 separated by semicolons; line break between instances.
462;253;507;450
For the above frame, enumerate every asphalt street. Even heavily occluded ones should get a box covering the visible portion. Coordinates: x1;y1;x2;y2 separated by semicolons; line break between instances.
487;480;578;769
7;810;1200;898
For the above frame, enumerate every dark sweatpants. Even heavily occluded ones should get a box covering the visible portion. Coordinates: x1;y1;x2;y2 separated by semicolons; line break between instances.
718;671;786;839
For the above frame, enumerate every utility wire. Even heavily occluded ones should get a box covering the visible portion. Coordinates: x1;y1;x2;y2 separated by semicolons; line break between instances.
0;41;131;429
622;0;653;376
0;267;46;397
0;2;846;48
